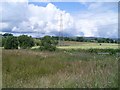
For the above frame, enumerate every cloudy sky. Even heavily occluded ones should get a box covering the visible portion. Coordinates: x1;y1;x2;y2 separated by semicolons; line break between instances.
0;0;118;38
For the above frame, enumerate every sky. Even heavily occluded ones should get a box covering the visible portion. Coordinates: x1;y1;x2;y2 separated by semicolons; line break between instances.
0;0;119;38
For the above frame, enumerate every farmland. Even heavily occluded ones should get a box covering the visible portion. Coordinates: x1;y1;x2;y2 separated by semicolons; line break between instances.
2;44;119;88
57;41;118;49
1;1;119;88
32;41;118;50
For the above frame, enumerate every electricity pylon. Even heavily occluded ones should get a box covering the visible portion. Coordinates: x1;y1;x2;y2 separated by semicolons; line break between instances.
58;13;64;46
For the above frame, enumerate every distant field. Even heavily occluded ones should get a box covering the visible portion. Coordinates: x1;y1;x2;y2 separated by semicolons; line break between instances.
31;41;118;50
57;41;118;49
2;49;118;88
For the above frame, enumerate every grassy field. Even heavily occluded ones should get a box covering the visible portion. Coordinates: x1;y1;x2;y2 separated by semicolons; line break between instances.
31;41;118;50
2;49;118;88
0;36;1;89
57;41;118;49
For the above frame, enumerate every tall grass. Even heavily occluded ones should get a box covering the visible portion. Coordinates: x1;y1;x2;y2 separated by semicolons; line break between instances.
2;49;118;88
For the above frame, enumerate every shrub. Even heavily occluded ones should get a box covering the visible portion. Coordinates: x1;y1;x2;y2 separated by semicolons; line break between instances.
34;39;41;46
2;33;13;37
18;35;35;49
40;36;58;51
4;36;18;49
2;37;6;47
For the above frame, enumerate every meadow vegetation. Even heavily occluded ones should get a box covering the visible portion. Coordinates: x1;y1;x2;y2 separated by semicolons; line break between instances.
57;41;118;49
1;33;119;88
2;49;119;88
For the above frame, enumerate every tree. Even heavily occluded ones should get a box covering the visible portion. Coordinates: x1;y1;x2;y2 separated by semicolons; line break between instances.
2;33;13;37
40;36;58;51
2;37;6;47
18;35;35;49
0;34;2;47
4;36;18;49
34;39;41;46
76;37;84;42
97;38;106;43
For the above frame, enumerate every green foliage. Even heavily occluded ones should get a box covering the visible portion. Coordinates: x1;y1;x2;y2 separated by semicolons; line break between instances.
40;36;58;51
76;37;84;42
2;33;14;47
4;36;18;49
0;34;2;47
97;38;114;43
82;48;119;55
2;33;13;37
37;36;118;44
34;39;41;46
18;35;35;49
3;50;118;88
2;37;6;47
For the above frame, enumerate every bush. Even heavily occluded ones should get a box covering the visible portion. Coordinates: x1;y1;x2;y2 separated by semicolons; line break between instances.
18;35;35;49
87;48;120;54
34;39;41;46
40;36;58;51
4;36;18;49
2;33;13;37
2;37;7;47
0;34;1;47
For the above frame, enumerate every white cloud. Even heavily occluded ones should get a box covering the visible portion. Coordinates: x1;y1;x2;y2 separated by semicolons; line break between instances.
75;10;117;37
74;2;118;38
1;1;118;38
1;2;28;22
75;19;98;37
0;22;9;30
5;2;74;36
1;0;28;2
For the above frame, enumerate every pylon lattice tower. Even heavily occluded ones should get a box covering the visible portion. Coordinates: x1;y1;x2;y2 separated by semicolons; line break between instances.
58;13;64;46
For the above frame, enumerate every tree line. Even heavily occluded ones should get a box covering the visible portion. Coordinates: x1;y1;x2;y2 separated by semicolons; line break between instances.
1;33;58;51
1;33;119;51
51;36;118;43
2;33;34;49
